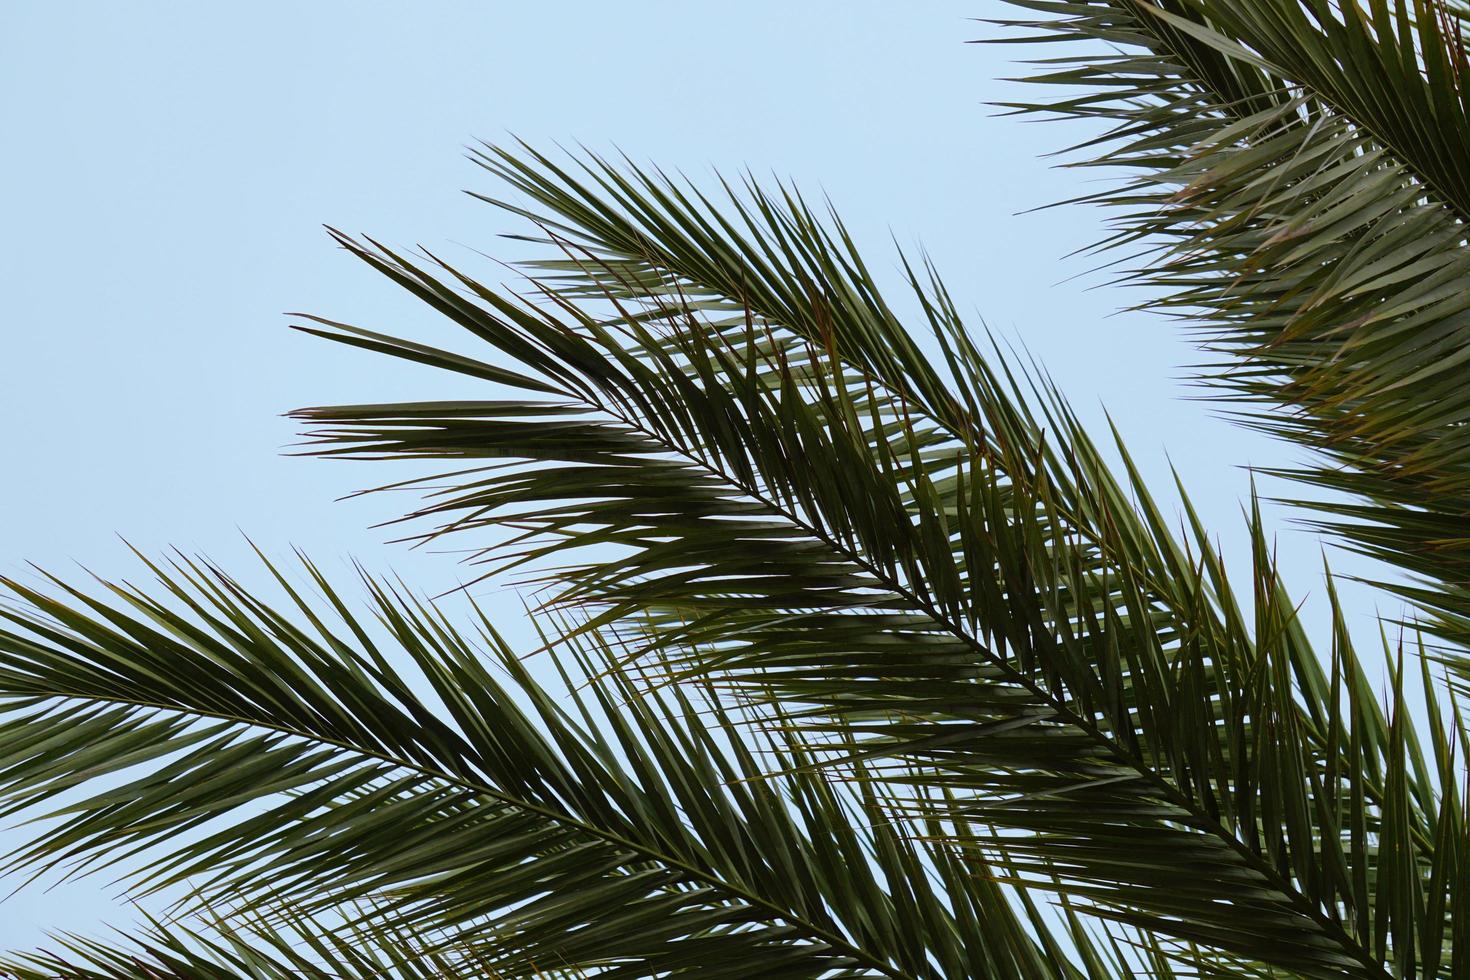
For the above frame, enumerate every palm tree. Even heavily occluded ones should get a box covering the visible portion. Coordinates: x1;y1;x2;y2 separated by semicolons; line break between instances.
1;2;1466;976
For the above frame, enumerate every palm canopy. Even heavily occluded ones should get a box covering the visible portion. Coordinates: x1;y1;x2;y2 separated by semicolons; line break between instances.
3;3;1469;977
1;147;1463;976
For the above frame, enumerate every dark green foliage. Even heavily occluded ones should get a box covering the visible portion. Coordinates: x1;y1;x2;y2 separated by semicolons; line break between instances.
3;3;1469;976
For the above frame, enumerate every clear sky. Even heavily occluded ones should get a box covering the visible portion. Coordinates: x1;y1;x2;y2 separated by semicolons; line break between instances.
0;0;1397;951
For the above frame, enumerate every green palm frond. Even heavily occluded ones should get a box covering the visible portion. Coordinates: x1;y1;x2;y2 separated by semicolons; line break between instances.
286;151;1467;976
0;548;1085;979
988;0;1470;656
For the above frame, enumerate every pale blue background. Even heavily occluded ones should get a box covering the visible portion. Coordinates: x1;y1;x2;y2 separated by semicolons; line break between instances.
0;0;1398;951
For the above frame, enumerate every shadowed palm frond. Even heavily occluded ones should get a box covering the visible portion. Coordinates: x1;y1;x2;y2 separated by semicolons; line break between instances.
987;0;1470;661
286;150;1467;977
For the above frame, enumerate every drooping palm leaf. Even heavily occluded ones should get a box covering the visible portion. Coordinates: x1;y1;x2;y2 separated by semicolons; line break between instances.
288;151;1466;976
0;550;1077;978
987;0;1470;659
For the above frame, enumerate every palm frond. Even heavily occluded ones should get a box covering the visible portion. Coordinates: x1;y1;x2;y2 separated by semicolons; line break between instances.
0;548;1081;979
287;151;1466;976
988;0;1470;658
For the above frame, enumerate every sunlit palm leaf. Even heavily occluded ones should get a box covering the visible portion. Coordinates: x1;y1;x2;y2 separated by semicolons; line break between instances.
989;0;1470;659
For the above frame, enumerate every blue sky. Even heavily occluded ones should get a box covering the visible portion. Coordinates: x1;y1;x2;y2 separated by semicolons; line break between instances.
0;0;1396;950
